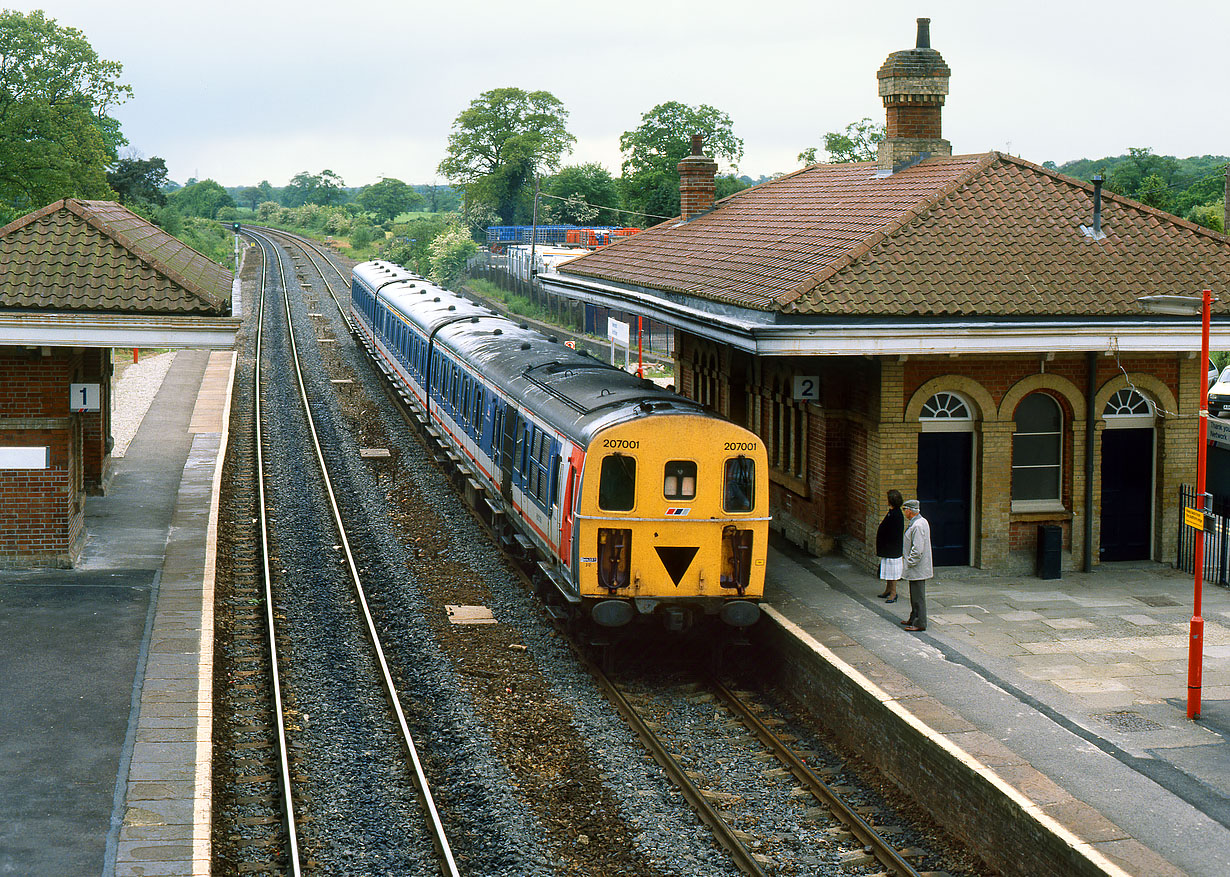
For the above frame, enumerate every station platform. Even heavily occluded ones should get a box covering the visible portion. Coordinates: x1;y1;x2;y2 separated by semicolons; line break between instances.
5;343;1227;877
0;348;232;877
765;540;1230;876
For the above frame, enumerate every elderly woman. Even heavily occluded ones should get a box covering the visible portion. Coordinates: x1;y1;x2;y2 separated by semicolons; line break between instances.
875;490;904;602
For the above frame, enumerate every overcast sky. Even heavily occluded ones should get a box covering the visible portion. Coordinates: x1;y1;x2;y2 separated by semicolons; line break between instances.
18;0;1230;189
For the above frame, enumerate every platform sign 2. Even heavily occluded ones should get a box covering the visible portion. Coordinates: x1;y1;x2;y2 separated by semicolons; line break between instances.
793;376;820;401
70;383;101;413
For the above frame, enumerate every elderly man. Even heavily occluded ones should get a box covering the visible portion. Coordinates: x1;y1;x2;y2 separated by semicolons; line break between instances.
900;499;933;632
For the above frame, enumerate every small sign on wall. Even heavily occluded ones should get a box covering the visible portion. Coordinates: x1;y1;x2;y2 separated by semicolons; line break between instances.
70;383;101;412
793;375;820;401
0;446;49;469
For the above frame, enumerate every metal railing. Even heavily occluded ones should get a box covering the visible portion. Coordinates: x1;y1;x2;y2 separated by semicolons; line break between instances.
1178;483;1230;586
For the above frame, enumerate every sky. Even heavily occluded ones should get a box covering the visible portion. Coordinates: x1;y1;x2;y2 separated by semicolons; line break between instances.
16;0;1230;189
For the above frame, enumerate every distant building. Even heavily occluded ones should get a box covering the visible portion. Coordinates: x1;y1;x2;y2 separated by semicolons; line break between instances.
541;19;1230;574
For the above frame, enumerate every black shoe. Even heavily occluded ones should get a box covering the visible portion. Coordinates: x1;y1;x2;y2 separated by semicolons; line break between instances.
876;591;890;598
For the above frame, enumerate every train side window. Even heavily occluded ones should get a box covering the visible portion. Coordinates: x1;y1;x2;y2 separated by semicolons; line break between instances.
723;456;755;513
663;461;697;500
599;454;637;512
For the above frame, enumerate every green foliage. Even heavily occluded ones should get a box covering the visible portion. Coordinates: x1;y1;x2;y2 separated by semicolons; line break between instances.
1188;200;1225;232
715;174;751;201
1055;150;1229;221
356;177;422;223
416;183;461;213
378;213;457;274
168;179;234;219
282;169;346;207
177;216;231;265
619;101;743;223
437;87;575;224
544;163;621;225
428;223;479;286
349;224;375;250
0;10;132;211
151;205;183;237
107;155;168;207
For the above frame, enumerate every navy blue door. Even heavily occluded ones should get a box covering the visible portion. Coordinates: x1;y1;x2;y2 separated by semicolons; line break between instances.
917;432;973;566
1100;428;1153;561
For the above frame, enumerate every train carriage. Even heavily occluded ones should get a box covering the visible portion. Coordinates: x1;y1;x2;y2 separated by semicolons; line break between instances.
351;260;769;630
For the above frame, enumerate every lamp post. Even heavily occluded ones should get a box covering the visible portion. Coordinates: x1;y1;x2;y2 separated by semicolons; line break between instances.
1140;290;1214;719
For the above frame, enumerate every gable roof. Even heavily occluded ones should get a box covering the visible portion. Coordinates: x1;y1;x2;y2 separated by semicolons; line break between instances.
0;199;231;315
558;152;1230;317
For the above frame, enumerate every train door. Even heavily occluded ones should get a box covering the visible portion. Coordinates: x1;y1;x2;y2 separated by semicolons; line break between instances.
499;407;519;502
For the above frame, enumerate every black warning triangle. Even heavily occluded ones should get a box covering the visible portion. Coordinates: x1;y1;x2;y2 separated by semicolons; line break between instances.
655;546;699;588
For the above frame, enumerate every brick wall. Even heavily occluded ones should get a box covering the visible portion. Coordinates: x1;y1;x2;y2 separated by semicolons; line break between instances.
0;348;87;567
885;102;943;138
677;335;1188;573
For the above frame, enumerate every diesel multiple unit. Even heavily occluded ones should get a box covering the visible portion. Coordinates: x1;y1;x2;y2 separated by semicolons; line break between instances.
350;260;768;630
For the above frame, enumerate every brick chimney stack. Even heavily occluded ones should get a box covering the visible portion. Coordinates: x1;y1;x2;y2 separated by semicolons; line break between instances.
877;18;952;174
677;135;719;220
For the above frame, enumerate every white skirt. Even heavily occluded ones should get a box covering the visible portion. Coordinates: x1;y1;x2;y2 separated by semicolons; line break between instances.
879;556;904;580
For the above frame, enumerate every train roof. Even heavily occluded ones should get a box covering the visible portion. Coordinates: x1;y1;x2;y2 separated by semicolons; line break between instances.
353;260;709;442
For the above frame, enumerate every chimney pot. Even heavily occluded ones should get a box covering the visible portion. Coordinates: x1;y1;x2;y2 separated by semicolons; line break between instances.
877;19;952;174
916;17;931;48
690;134;703;156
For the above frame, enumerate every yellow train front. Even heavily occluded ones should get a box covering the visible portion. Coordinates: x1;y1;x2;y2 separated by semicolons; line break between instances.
573;414;769;631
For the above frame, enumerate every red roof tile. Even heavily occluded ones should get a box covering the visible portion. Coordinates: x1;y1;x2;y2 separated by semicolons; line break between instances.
559;153;1230;317
0;199;231;315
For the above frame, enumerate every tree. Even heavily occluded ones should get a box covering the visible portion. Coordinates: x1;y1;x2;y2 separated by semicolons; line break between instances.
107;154;168;207
356;177;422;223
619;101;743;223
0;10;132;211
437;87;575;224
282;170;346;207
798;118;884;165
169;179;234;219
238;186;265;210
544;163;622;225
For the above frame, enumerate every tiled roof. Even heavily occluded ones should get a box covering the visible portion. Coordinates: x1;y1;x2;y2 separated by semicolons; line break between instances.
0;199;231;315
559;153;1230;317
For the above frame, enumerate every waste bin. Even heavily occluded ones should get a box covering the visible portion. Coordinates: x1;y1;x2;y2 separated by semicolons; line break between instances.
1036;524;1062;579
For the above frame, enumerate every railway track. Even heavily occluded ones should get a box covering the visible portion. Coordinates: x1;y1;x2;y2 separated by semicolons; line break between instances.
214;227;986;876
214;228;459;875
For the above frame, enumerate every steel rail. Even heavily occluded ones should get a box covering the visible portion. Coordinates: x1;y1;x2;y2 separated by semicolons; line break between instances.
709;676;923;877
249;228;461;877
563;645;770;877
251;232;304;877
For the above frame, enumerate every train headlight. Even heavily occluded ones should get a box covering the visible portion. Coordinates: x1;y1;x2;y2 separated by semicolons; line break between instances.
597;528;632;590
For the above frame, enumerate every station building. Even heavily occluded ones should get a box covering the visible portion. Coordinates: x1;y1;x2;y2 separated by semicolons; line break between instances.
0;199;238;568
541;19;1230;574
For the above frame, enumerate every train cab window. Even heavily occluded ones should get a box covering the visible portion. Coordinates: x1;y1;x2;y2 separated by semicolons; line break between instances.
598;454;637;512
723;456;755;513
663;461;697;500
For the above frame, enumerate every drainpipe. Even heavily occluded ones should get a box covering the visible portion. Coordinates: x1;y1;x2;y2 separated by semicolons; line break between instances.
1084;351;1096;572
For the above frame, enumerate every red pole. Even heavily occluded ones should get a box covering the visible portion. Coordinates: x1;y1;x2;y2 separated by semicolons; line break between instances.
133;347;139;364
1189;288;1212;720
637;316;644;378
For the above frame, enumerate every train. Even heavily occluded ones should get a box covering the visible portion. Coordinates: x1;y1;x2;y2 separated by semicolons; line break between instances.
349;260;769;631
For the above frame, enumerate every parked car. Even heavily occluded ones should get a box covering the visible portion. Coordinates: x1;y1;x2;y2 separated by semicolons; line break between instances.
1209;366;1230;416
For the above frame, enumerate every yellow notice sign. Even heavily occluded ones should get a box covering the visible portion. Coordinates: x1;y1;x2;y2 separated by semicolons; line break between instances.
1185;506;1206;531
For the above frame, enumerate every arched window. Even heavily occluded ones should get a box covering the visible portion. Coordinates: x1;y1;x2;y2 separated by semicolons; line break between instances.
920;392;973;432
1103;389;1154;429
1012;393;1062;507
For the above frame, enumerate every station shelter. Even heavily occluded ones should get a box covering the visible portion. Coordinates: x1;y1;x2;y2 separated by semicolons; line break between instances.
0;199;238;568
541;19;1230;575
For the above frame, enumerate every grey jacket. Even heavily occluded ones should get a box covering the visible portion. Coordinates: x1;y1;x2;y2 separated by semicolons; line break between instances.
903;514;934;581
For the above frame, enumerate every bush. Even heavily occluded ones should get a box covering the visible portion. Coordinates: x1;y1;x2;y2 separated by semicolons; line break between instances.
428;224;478;286
349;225;374;249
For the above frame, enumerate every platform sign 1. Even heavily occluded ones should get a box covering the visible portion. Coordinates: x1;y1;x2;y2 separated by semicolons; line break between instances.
70;383;101;412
